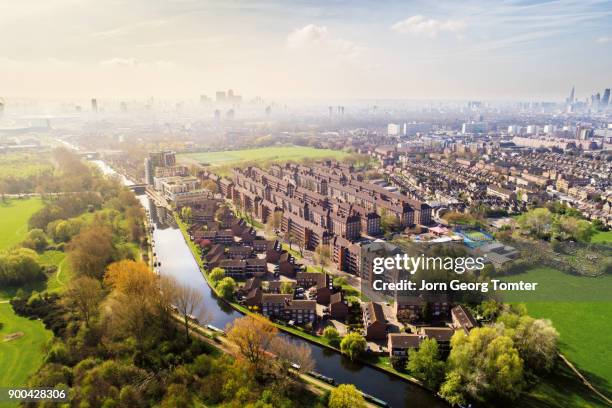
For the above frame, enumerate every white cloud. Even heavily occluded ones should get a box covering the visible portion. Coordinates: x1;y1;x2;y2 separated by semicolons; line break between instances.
391;15;465;38
596;36;612;43
286;24;365;60
287;24;329;48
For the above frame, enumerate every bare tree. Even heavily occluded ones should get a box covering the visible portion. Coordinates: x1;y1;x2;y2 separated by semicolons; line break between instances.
171;281;204;340
271;336;315;377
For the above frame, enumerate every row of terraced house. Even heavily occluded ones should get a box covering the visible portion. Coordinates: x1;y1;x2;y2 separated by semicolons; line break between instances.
199;160;432;279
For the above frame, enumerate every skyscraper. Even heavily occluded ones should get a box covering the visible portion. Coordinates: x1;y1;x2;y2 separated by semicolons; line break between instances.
568;86;575;105
91;98;98;112
602;88;610;107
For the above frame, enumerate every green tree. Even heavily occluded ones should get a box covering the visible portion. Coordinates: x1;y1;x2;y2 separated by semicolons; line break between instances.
380;209;401;233
500;315;559;373
209;267;225;283
0;247;44;286
280;281;294;294
180;206;192;224
216;277;236;300
406;338;445;389
438;372;466;407
518;208;553;238
340;332;366;361
328;384;366;408
443;327;524;403
22;228;48;252
322;326;341;347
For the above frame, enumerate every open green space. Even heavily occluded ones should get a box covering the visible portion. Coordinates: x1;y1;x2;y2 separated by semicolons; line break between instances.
179;146;348;175
503;267;612;392
39;250;74;294
0;198;44;251
0;152;53;179
0;303;52;393
523;363;609;408
591;229;612;244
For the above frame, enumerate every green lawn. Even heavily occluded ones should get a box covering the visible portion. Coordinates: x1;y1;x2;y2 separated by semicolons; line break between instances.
503;267;612;393
0;198;44;251
39;250;74;293
0;198;54;402
591;230;612;244
0;152;53;179
0;303;52;392
179;146;348;175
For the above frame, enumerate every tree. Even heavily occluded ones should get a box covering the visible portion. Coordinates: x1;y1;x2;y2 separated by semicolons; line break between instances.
226;315;278;372
171;280;204;340
266;210;282;234
202;179;218;194
216;277;236;300
314;244;332;273
340;332;366;361
323;326;341;347
328;384;366;408
68;225;114;279
0;247;44;286
103;260;159;344
438;372;466;407
406;338;445;389
270;336;315;380
22;228;48;252
443;327;524;403
161;383;193;408
501;315;559;373
180;206;192;224
280;281;294;294
380;209;401;233
63;276;104;328
208;267;225;283
518;208;553;238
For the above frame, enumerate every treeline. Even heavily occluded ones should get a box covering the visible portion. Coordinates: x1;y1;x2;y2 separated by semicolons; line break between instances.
0;149;145;287
13;259;333;407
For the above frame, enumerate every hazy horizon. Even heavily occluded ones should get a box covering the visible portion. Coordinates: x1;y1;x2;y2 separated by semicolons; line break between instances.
1;0;611;101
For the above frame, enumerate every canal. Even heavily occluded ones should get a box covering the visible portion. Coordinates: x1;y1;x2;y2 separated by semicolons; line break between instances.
94;160;446;408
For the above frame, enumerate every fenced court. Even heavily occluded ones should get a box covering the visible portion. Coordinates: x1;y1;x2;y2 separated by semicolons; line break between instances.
455;229;494;248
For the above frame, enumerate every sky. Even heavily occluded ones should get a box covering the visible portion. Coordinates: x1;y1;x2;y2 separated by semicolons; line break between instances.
1;0;611;101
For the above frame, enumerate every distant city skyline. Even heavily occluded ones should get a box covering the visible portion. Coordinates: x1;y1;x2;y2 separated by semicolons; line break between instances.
1;0;611;100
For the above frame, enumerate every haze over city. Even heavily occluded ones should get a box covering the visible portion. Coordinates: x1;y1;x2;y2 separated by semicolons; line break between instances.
1;2;612;408
2;0;612;100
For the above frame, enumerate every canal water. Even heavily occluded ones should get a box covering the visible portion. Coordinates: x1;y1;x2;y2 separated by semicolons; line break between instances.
95;160;446;408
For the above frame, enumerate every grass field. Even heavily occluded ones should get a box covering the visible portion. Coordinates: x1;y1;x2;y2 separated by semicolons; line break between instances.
0;153;53;179
0;303;52;393
39;250;74;294
0;198;53;400
179;146;348;175
503;267;612;394
0;198;44;251
592;230;612;244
